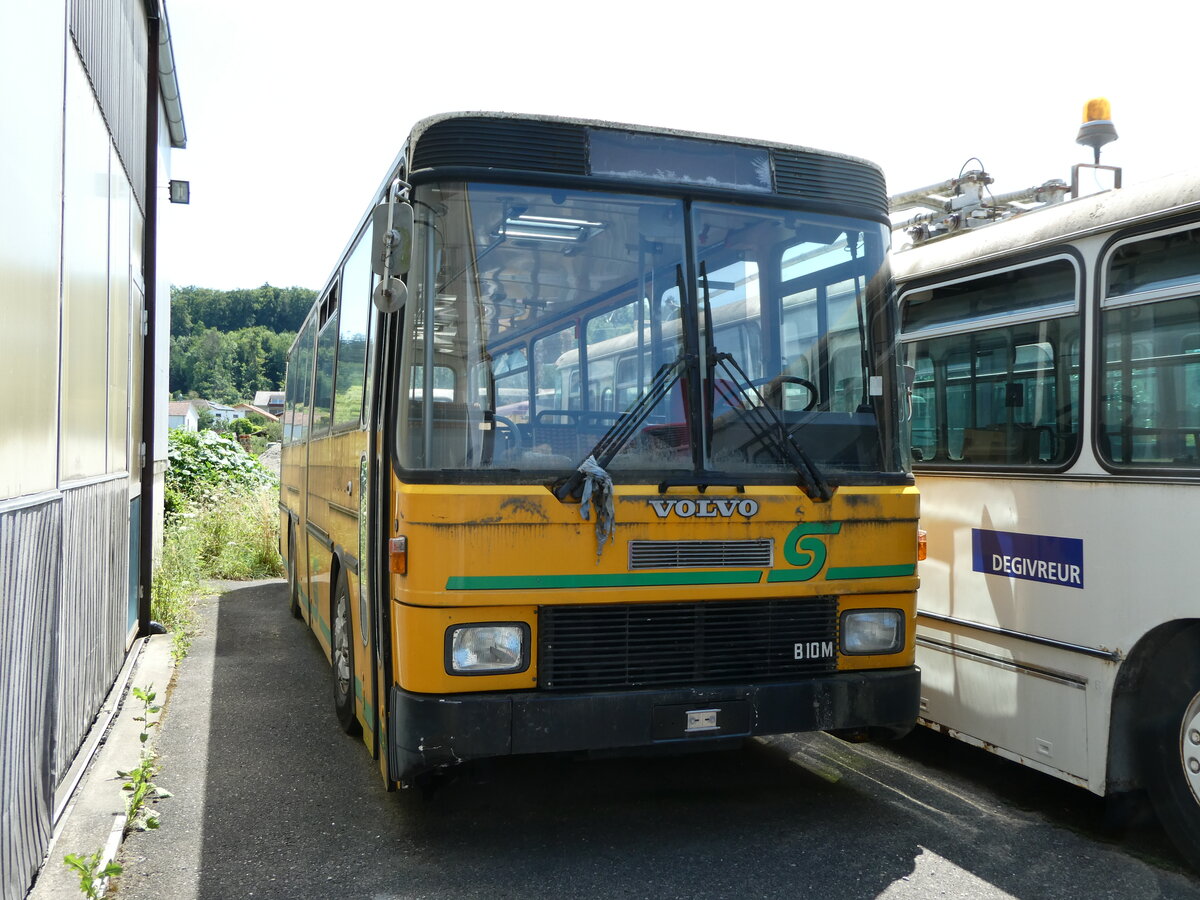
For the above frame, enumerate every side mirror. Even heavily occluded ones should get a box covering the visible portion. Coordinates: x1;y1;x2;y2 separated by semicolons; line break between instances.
373;276;407;314
371;200;413;313
371;201;413;278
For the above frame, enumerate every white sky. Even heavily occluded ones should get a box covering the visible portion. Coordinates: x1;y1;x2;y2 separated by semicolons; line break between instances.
160;0;1196;292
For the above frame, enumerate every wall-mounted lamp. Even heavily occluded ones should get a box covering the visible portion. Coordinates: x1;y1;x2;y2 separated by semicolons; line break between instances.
168;180;190;204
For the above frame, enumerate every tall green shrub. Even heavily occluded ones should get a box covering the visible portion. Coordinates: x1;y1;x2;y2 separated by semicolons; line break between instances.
164;429;275;518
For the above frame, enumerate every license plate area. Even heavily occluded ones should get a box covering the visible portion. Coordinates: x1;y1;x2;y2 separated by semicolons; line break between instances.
651;699;751;741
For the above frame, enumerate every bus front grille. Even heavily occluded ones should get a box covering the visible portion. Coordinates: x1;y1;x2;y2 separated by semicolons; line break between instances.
628;539;774;570
538;598;838;691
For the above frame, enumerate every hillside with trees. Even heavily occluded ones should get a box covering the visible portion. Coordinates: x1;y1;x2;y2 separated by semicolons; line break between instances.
169;284;315;403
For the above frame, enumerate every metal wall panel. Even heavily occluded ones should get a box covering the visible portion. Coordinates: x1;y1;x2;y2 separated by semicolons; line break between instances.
61;52;115;483
0;496;61;900
108;151;132;474
68;0;147;210
55;477;130;784
0;2;65;501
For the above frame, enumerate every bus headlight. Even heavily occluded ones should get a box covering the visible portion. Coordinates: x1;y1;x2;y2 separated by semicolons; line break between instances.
841;610;904;655
446;623;529;674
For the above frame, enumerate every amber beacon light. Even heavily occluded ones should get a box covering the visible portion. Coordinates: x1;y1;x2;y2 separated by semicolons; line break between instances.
1076;97;1118;165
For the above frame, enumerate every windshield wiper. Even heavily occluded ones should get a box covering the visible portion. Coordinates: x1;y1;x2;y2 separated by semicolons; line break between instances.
711;351;832;502
552;354;690;501
699;262;832;503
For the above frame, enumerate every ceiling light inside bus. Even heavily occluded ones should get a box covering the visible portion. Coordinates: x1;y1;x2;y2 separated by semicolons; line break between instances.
447;623;529;674
499;214;605;243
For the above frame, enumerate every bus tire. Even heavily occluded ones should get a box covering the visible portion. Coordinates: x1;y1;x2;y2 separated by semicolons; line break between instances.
1137;626;1200;868
331;569;360;735
287;527;302;620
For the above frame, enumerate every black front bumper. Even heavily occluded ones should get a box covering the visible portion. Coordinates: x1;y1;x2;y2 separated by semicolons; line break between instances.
388;667;919;783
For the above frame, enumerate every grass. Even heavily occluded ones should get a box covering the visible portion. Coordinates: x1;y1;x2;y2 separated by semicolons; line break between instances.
152;484;283;660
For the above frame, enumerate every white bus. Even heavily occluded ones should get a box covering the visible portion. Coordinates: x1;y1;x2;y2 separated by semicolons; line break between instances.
894;170;1200;868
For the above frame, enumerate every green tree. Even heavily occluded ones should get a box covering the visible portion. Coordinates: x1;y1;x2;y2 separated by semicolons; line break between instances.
169;284;312;402
185;329;238;403
171;284;314;336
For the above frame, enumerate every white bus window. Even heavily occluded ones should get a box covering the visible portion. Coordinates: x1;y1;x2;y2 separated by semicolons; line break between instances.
908;354;936;461
1100;294;1200;468
901;260;1081;468
1107;227;1200;298
904;259;1076;333
904;321;1079;467
615;353;649;411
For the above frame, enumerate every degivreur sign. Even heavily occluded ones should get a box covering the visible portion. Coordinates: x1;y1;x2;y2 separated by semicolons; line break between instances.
972;528;1084;589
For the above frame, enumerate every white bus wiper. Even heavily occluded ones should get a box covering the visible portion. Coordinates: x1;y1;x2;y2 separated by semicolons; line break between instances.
552;353;691;502
699;261;832;503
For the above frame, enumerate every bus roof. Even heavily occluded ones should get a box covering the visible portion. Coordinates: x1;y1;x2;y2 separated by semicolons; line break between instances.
307;112;891;333
893;170;1200;284
407;111;884;175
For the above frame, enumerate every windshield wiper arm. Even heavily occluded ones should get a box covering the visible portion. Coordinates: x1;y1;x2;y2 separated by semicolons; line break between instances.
698;263;831;502
712;351;831;502
553;354;690;501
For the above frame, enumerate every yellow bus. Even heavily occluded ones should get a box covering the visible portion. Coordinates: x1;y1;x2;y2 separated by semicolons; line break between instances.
279;112;921;788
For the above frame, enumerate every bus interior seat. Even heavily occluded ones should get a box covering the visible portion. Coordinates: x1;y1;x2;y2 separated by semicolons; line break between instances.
405;401;472;467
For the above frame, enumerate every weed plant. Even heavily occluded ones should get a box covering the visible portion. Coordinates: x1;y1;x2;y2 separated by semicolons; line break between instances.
187;486;285;580
152;430;284;660
63;849;121;899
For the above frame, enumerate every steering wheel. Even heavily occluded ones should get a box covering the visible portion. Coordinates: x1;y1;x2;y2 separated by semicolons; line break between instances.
753;375;819;412
491;414;523;458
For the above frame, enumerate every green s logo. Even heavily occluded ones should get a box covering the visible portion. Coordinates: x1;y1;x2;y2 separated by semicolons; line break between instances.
782;522;842;581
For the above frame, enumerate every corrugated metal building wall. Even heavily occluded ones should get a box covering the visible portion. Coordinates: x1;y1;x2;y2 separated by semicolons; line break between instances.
55;477;132;785
0;1;184;897
0;497;61;900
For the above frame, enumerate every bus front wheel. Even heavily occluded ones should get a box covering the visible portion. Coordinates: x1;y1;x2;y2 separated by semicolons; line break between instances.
1138;626;1200;868
331;570;360;735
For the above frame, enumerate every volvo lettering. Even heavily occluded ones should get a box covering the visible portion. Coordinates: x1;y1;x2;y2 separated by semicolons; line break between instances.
648;498;759;519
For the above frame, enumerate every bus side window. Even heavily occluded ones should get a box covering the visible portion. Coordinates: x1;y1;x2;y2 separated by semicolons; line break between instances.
908;320;1078;467
1100;296;1200;467
333;232;373;429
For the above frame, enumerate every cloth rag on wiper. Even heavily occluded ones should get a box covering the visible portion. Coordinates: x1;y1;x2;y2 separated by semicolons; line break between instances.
575;455;615;559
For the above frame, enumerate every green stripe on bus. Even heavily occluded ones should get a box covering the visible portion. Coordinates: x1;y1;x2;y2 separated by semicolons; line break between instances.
826;564;916;580
353;676;376;732
449;565;915;590
446;571;765;590
765;563;915;582
766;569;815;583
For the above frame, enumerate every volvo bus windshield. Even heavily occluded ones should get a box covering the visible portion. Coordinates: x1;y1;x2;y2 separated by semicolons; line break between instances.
396;181;900;484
